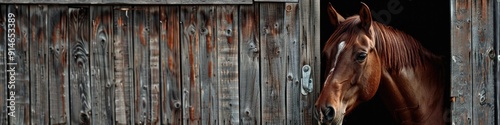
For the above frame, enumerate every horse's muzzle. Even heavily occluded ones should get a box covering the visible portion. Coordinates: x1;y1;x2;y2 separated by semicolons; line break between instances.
314;105;336;124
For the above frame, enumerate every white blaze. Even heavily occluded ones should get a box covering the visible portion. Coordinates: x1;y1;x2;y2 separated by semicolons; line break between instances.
325;41;346;86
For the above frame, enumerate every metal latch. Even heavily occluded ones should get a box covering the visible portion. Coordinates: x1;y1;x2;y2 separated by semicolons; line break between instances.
301;65;313;95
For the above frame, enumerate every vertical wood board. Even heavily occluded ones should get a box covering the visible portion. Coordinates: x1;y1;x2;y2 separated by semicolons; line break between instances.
149;6;161;125
113;6;134;125
217;5;240;125
471;0;496;124
90;6;114;125
259;3;286;125
68;7;91;125
239;4;261;125
132;6;151;125
7;5;30;125
284;3;301;125
180;5;201;125
29;5;50;125
198;6;218;125
47;5;69;125
160;6;182;125
0;5;7;125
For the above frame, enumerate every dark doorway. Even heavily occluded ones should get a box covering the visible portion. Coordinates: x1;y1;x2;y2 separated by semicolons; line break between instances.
320;0;451;124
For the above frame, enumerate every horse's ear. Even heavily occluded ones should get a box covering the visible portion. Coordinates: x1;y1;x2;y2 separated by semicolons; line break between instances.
327;3;344;27
359;2;372;33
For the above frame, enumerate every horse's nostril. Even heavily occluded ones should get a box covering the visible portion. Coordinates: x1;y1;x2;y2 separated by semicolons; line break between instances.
325;106;335;121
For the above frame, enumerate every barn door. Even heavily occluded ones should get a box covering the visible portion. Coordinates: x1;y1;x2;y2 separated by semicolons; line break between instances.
451;0;498;124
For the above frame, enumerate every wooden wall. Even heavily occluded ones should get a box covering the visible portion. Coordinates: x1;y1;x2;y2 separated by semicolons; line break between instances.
451;0;499;124
0;1;320;125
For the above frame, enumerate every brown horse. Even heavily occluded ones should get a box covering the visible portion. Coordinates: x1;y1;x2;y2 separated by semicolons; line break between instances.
314;3;448;125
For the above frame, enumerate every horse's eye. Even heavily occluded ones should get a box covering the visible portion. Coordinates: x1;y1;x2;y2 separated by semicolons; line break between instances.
356;52;367;61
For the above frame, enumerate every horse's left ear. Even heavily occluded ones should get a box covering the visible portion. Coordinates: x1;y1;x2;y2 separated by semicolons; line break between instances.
359;2;372;33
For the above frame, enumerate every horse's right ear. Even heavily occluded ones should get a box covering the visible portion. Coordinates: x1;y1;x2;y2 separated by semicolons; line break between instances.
327;3;344;27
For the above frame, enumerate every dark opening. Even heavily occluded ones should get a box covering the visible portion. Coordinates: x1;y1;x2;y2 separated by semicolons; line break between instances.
320;0;451;124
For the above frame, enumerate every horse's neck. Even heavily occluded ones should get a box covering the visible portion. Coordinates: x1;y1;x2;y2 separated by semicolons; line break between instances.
379;65;445;124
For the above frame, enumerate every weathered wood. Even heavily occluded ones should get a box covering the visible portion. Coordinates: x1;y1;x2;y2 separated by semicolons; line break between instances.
0;0;252;4
450;0;472;124
47;5;70;125
29;5;50;125
284;3;301;125
471;0;496;124
180;6;201;125
68;7;91;125
299;0;321;124
216;5;240;125
148;6;161;125
132;6;151;125
160;6;182;125
254;0;297;3
90;6;114;125
6;5;30;125
0;5;7;125
239;4;261;125
260;3;286;124
113;6;134;125
198;6;218;125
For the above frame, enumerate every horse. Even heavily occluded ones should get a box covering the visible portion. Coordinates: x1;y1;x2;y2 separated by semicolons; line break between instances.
314;3;448;125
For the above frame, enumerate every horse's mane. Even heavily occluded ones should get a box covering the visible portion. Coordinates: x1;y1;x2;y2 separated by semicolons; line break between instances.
324;16;441;71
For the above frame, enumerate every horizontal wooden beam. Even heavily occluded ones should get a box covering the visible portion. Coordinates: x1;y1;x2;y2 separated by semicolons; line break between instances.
0;0;255;4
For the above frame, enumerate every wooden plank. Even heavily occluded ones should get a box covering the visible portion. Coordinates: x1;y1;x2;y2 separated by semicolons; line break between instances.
113;6;134;125
33;0;99;4
216;5;240;125
254;0;297;3
47;5;69;125
198;6;218;125
102;0;165;4
471;0;496;124
239;4;261;125
160;6;182;125
284;3;300;125
68;7;91;125
259;3;286;124
29;5;49;125
149;6;161;125
0;5;7;125
180;6;201;125
7;5;30;125
450;0;472;124
299;0;321;124
132;6;151;125
90;6;114;125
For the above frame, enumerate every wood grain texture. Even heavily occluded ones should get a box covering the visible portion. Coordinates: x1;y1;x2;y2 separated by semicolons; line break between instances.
217;5;240;125
160;6;182;125
260;3;286;125
0;5;7;125
68;7;91;125
7;5;30;125
47;5;69;125
29;5;49;125
299;0;320;124
284;3;300;125
148;6;161;125
198;6;218;125
239;4;261;125
450;0;472;124
180;6;201;125
90;6;114;125
132;6;151;125
471;0;496;124
113;6;134;125
254;0;297;3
